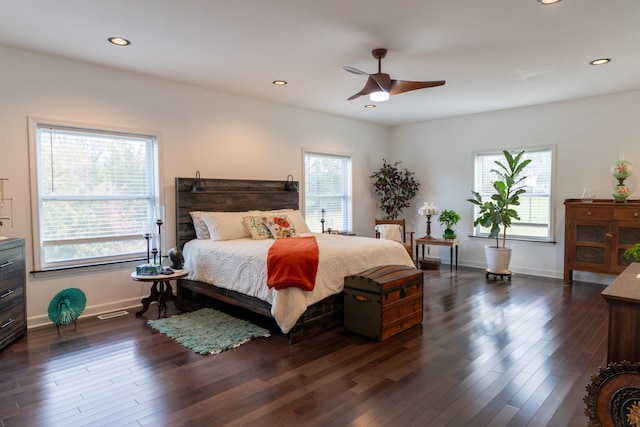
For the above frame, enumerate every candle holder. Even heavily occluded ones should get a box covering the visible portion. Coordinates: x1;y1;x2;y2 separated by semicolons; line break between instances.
143;233;152;263
155;206;165;267
0;178;13;227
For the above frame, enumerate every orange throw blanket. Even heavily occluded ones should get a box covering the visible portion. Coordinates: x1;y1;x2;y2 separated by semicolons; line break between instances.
267;236;319;291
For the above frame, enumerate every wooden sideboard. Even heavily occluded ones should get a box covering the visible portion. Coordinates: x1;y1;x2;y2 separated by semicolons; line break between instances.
601;262;640;363
564;199;640;283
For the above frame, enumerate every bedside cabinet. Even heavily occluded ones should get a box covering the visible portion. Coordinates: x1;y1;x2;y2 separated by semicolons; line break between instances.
0;238;26;351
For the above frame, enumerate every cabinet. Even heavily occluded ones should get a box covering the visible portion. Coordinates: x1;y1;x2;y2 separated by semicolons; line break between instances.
564;199;640;283
0;238;26;351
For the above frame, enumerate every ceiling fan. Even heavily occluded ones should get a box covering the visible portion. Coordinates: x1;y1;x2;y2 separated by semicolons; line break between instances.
343;48;445;102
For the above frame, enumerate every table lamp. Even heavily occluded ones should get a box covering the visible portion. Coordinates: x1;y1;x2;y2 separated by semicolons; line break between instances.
418;201;439;239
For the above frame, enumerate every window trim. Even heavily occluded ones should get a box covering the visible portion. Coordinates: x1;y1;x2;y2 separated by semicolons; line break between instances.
27;116;163;271
302;148;353;234
470;145;555;243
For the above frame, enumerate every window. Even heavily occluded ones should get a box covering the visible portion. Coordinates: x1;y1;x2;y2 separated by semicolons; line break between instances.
303;151;352;233
28;119;160;270
472;147;554;241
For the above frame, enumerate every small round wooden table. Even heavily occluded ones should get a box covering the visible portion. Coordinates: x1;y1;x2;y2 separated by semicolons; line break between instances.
131;269;190;318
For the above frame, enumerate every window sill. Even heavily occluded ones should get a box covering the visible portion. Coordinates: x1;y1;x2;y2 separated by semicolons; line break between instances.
31;258;145;277
468;235;557;245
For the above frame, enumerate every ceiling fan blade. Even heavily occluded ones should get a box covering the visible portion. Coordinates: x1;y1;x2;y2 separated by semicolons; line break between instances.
370;73;391;92
390;79;446;95
347;76;386;100
343;66;369;75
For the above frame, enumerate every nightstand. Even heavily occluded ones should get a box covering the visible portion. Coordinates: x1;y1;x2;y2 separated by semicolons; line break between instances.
131;270;190;318
415;238;458;272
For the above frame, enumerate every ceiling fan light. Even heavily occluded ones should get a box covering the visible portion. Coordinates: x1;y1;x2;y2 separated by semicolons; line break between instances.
370;91;389;102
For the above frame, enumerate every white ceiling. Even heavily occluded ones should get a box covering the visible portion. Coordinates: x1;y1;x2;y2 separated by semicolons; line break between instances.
2;1;639;126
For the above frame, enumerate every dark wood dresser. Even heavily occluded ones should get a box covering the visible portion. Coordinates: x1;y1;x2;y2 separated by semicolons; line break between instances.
564;199;640;283
0;238;26;351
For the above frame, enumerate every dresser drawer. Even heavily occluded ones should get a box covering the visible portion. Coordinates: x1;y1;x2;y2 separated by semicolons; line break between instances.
567;206;613;221
0;303;25;346
0;245;24;284
0;282;23;311
614;207;640;222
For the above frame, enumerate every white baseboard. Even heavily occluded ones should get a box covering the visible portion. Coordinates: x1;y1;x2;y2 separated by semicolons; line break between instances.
27;297;143;329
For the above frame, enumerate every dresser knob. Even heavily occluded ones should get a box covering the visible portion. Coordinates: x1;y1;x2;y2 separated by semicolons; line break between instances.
635;212;639;217
587;210;592;216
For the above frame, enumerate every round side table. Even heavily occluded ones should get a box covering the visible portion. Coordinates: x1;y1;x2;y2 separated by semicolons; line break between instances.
131;269;190;318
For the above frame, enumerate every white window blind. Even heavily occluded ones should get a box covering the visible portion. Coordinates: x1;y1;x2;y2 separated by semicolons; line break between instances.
473;147;554;241
30;121;159;270
304;151;352;233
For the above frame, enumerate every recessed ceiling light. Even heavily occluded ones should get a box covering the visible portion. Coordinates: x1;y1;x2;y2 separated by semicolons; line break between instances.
272;80;287;86
537;0;562;4
364;104;376;109
590;58;611;66
108;37;131;46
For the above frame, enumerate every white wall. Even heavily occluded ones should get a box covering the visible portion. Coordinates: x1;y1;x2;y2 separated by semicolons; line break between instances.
4;43;638;328
0;46;389;327
390;90;640;284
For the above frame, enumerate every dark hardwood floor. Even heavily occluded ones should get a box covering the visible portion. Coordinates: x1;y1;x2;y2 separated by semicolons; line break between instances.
0;266;608;426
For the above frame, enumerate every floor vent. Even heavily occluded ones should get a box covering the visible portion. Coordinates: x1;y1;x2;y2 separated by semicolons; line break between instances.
97;310;129;320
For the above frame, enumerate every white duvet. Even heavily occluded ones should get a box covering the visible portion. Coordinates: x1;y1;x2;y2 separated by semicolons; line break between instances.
183;233;415;333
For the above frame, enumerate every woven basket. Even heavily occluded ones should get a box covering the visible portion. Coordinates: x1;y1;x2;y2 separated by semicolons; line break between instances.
419;256;441;270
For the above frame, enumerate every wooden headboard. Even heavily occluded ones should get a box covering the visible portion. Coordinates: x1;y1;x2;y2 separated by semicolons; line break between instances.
175;177;299;249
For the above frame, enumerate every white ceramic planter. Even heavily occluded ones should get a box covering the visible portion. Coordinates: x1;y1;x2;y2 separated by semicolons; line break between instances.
485;246;512;274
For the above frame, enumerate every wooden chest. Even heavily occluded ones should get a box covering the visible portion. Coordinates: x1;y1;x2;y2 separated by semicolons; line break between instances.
344;265;423;341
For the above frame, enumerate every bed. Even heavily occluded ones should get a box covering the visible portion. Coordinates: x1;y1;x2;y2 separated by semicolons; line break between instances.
175;177;416;343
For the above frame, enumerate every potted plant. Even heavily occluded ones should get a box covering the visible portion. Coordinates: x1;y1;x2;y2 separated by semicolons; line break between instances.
439;209;461;240
467;150;531;274
371;160;420;219
625;243;640;262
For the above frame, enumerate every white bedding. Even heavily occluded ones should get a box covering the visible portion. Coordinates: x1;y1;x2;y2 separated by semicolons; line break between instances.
183;232;415;333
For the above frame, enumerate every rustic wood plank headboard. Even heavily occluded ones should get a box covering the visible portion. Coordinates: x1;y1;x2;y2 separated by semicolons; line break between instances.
175;177;300;249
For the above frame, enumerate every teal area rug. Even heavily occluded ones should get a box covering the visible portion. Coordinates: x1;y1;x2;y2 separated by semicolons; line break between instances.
147;308;270;355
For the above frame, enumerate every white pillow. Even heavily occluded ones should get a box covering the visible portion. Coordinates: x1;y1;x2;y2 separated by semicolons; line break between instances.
376;224;402;243
281;210;311;234
260;209;294;215
201;211;251;241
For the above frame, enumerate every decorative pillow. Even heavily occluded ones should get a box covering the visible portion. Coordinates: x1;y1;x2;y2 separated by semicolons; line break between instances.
264;215;298;239
189;211;211;239
376;224;402;243
243;215;273;240
201;211;252;241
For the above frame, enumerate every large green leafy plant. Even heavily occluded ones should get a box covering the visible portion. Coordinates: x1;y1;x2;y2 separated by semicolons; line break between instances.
467;150;531;249
371;160;420;219
625;243;640;262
